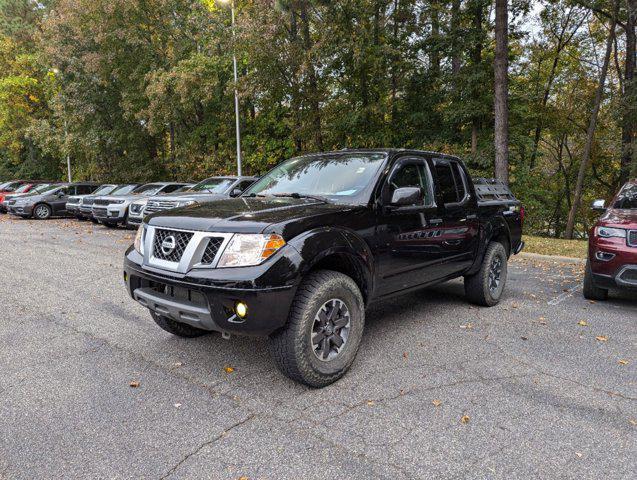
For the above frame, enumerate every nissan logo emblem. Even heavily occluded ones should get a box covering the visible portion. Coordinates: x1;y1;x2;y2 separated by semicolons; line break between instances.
161;235;177;255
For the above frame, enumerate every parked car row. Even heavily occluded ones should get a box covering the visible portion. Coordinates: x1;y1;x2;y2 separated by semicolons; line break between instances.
0;176;258;226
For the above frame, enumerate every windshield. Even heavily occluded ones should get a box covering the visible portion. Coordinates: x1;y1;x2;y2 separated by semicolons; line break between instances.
244;153;387;203
110;184;138;195
32;184;51;193
14;184;32;193
189;178;235;193
28;184;60;195
172;185;193;194
133;184;163;195
613;184;637;209
92;184;117;196
0;182;9;190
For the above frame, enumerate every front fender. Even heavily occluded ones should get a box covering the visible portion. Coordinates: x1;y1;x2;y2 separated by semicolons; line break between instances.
288;227;375;298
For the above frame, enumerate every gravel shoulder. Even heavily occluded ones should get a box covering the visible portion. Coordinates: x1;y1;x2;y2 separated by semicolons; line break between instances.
0;216;635;479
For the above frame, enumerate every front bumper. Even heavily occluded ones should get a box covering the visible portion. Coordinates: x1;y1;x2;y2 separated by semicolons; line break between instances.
589;237;637;290
127;215;143;227
8;204;34;216
592;265;637;290
93;205;126;222
67;204;80;214
124;250;299;336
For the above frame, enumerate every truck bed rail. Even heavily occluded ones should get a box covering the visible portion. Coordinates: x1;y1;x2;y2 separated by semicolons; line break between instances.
474;178;519;206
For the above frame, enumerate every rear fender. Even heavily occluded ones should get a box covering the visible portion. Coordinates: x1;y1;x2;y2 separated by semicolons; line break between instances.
467;216;512;276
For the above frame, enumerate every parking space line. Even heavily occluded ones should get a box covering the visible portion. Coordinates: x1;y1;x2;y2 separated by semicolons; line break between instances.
548;284;581;305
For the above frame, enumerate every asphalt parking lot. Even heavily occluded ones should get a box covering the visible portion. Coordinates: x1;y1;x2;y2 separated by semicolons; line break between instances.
0;215;635;480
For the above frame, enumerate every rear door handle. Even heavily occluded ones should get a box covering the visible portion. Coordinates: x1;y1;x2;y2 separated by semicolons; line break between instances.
466;214;478;220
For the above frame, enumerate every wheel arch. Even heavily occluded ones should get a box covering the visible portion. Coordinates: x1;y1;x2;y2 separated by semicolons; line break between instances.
467;216;513;276
289;227;374;305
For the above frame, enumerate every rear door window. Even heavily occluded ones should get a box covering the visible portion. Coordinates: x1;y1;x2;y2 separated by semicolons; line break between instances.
435;160;468;204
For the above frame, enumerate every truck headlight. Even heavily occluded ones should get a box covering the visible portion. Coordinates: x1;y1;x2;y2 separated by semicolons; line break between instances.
217;234;286;268
178;200;196;207
134;225;145;254
595;226;626;238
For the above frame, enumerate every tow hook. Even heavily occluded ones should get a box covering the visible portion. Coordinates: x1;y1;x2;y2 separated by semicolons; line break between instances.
221;331;231;340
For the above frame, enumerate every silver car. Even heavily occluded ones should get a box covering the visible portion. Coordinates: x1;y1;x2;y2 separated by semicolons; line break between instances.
92;182;190;228
66;184;119;219
140;176;258;221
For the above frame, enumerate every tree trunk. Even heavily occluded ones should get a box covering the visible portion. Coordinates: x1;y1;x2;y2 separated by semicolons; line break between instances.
620;0;636;184
470;1;483;155
430;0;440;78
494;0;509;184
299;1;323;151
565;4;617;239
451;0;461;76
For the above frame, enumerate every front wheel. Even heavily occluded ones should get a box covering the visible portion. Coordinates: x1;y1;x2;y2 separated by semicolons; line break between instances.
583;259;608;301
33;203;52;220
464;241;508;306
269;270;365;388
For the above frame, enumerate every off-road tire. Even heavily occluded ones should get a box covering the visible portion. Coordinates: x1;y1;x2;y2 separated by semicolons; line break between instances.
150;311;210;338
102;221;119;228
464;241;508;306
583;259;608;301
269;270;365;388
90;217;99;224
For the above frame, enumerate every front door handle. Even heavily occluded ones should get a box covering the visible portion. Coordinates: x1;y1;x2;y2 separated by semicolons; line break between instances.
429;218;443;225
466;214;478;220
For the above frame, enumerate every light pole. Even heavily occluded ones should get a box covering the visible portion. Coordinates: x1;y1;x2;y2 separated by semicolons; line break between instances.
51;68;72;182
218;0;242;176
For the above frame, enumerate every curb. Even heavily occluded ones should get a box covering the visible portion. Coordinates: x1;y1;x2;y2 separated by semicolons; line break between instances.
516;252;586;264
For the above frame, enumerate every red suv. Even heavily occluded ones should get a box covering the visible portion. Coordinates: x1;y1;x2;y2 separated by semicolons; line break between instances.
584;180;637;300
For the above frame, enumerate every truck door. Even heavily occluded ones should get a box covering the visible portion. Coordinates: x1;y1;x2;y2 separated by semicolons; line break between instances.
375;156;451;296
431;158;480;275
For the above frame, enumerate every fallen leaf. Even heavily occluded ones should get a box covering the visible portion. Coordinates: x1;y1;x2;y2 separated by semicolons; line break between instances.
575;452;583;458
432;399;442;407
618;360;629;365
588;300;596;304
578;320;588;327
460;414;470;424
224;366;235;374
174;403;182;408
629;419;637;426
129;380;140;388
521;336;528;341
173;361;184;367
596;336;608;342
460;323;473;329
402;352;408;358
366;400;375;406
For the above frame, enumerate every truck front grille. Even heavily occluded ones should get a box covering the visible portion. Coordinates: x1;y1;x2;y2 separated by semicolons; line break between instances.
201;237;225;265
92;207;108;218
93;199;111;206
83;198;95;206
628;230;637;247
152;229;194;263
145;200;179;214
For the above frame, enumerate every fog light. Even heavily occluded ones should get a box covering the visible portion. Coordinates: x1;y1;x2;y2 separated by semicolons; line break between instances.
595;251;615;262
235;302;248;319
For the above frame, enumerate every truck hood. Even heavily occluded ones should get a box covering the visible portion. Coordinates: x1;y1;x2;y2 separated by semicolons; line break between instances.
599;208;637;228
147;196;358;235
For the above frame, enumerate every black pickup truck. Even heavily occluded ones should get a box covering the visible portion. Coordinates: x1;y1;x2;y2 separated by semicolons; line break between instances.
124;149;524;387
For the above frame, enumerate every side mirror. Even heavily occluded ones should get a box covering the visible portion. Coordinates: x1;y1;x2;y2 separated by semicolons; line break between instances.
390;187;423;207
230;188;243;197
591;199;606;211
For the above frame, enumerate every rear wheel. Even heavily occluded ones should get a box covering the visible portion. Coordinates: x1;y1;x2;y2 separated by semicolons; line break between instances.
90;217;99;224
269;270;365;388
583;259;608;301
33;203;52;220
150;311;210;338
464;241;508;306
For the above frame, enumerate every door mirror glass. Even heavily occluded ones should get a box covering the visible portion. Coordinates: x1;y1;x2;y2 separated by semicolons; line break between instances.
591;199;606;211
391;187;423;206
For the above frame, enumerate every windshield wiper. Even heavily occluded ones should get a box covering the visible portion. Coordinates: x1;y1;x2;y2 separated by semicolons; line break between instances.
272;193;330;203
